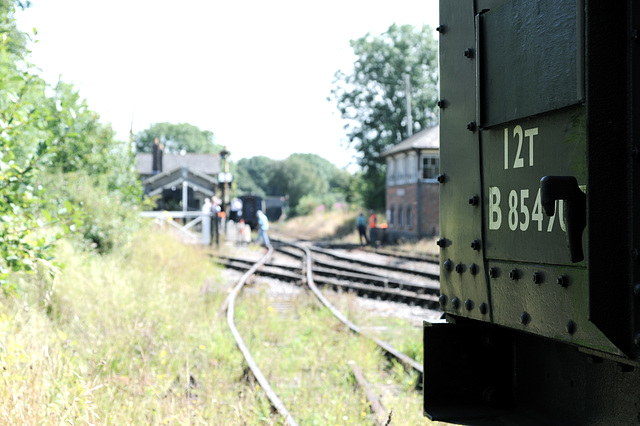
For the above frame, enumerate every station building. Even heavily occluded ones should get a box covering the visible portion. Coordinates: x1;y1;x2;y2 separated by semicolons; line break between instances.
380;125;440;242
136;144;221;211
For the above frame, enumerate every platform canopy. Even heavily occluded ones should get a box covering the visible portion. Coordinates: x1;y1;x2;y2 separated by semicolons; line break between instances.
143;166;217;198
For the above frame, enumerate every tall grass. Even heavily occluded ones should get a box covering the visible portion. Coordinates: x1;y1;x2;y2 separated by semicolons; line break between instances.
0;223;439;424
233;286;429;424
0;225;257;424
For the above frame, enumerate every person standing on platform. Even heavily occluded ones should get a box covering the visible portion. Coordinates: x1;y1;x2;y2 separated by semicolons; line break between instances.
356;212;369;245
256;210;270;246
201;198;212;245
368;209;377;242
230;197;243;222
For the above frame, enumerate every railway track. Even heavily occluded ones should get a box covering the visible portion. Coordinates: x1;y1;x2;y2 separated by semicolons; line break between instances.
215;249;439;308
315;242;440;265
303;244;440;280
223;239;435;423
223;245;298;426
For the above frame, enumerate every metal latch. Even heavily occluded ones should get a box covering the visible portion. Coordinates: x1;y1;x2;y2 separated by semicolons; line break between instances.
540;176;587;263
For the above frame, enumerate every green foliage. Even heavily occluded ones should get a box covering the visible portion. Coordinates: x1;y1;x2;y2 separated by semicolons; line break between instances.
287;153;350;193
44;81;142;206
330;24;439;208
235;153;353;216
234;156;277;196
0;0;67;289
294;194;323;216
273;156;327;215
356;169;386;211
135;122;223;154
41;172;142;254
0;1;143;290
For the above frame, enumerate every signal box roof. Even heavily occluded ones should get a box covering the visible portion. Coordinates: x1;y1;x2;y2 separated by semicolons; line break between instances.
381;125;439;157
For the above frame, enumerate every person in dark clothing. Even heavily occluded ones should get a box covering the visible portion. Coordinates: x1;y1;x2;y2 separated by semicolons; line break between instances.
356;212;369;245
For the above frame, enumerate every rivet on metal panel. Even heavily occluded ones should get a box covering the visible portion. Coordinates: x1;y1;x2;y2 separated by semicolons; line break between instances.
438;294;448;307
634;284;640;296
479;303;488;315
436;25;446;34
532;272;543;285
463;48;474;58
468;195;479;206
566;320;577;335
451;297;460;309
489;267;498;278
436;238;447;248
455;263;465;274
557;275;569;288
443;259;453;272
436;174;446;184
464;299;473;311
466;121;477;132
470;240;481;251
469;263;479;275
520;312;530;325
509;269;519;281
437;99;447;109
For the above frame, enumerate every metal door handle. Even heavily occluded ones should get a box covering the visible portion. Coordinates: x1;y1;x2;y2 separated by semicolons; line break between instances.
540;176;586;263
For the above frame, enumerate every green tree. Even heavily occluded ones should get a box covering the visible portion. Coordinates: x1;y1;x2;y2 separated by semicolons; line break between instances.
273;156;327;215
135;122;222;154
287;153;349;193
235;156;278;196
0;0;143;289
43;81;140;203
330;23;439;208
0;0;66;288
234;153;352;216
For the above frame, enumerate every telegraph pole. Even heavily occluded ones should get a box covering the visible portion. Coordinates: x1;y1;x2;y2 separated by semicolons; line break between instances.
404;74;413;137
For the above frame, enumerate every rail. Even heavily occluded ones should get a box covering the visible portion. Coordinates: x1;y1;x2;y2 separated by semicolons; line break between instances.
286;241;424;375
224;244;298;426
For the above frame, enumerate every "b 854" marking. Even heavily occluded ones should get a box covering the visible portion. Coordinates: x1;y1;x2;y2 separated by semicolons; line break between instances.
489;186;566;233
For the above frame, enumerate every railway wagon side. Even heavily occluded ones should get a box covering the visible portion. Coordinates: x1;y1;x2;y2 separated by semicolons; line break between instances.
239;194;263;230
425;1;640;424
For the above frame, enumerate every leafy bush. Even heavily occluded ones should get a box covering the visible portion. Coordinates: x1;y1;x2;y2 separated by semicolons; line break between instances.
0;1;143;287
41;172;142;254
294;195;323;216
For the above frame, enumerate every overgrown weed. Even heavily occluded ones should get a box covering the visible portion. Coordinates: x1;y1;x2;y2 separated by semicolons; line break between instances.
0;222;437;424
0;224;254;424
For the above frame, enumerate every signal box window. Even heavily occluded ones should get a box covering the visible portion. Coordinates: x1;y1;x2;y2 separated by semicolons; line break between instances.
407;207;412;227
422;155;439;181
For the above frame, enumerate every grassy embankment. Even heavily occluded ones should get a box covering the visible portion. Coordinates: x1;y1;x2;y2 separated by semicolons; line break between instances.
0;217;441;424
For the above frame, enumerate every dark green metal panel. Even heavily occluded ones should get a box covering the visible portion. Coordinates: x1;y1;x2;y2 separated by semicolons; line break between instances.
481;107;587;265
486;260;616;353
429;0;640;422
479;0;584;127
437;0;490;323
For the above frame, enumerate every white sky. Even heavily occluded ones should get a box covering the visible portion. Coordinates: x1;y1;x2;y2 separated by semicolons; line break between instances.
16;1;439;170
